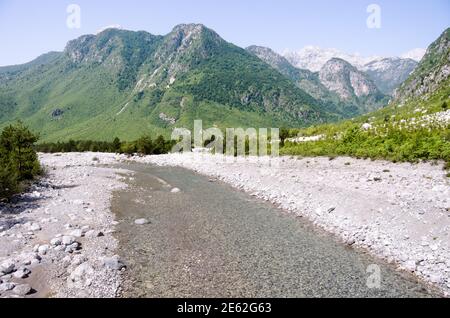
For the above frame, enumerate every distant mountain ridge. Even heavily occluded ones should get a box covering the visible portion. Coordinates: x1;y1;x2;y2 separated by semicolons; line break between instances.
0;24;339;141
246;46;388;116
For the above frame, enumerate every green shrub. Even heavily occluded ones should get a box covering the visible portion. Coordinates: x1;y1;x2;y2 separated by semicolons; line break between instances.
0;122;40;200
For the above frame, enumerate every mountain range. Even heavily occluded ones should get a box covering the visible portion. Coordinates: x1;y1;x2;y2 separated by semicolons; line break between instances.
0;23;445;142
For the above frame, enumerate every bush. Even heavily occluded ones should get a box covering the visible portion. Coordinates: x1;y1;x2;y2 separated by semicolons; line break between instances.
0;122;41;200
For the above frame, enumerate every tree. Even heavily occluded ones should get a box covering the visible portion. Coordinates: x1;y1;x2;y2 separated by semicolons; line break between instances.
112;137;121;153
0;121;41;180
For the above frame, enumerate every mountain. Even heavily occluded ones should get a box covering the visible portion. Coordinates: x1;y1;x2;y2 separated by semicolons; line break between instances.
318;58;389;113
400;48;427;62
0;24;339;142
282;28;450;166
394;28;450;103
361;57;418;95
247;46;389;116
246;46;340;106
283;46;381;72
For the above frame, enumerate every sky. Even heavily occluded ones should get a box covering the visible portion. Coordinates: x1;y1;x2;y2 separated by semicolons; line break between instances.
0;0;449;66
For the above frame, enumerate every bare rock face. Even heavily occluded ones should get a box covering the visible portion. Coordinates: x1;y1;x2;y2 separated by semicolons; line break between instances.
318;58;387;113
394;28;450;103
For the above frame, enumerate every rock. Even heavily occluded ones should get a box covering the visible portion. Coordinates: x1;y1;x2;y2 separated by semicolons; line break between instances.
62;236;75;246
0;260;16;274
13;284;32;296
327;206;336;213
0;282;15;292
50;237;62;246
428;274;442;284
70;229;84;238
38;245;50;255
85;230;104;238
13;267;31;279
71;255;87;267
362;123;372;130
19;253;41;266
102;255;126;271
29;223;41;231
403;260;417;272
134;218;150;225
65;242;80;254
171;188;181;193
68;263;94;288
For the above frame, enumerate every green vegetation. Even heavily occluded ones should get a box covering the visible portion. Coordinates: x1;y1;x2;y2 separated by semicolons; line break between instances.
0;122;41;200
35;135;175;155
282;124;450;164
281;77;450;167
0;25;337;143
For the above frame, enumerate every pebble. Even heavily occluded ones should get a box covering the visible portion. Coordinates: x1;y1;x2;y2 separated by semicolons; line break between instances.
70;229;84;238
0;282;15;292
50;237;62;246
85;230;104;238
171;188;181;193
102;255;126;271
13;284;32;296
29;223;41;231
62;236;75;246
13;267;31;279
38;245;50;255
134;219;150;225
0;260;16;275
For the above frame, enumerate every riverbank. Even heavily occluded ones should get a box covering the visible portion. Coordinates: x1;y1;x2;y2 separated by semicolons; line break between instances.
0;153;130;298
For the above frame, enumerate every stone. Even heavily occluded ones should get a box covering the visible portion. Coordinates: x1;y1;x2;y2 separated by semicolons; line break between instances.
0;282;15;292
65;242;80;254
29;223;41;231
85;230;104;238
0;260;16;274
50;237;62;246
171;188;181;193
102;255;126;271
403;260;417;272
62;236;75;246
70;229;84;238
13;284;32;296
19;253;41;266
13;267;31;279
71;255;87;267
68;263;94;288
38;245;50;255
134;218;150;225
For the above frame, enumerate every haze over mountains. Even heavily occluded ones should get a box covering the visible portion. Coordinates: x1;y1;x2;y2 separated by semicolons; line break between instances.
0;23;445;142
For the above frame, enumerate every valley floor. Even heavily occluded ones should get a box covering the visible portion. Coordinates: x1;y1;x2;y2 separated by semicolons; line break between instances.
0;152;449;297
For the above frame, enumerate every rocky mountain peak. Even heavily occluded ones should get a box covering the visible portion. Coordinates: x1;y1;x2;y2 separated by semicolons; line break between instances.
319;58;382;105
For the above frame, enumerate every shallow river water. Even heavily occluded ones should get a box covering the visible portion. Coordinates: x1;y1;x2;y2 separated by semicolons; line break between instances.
111;163;436;298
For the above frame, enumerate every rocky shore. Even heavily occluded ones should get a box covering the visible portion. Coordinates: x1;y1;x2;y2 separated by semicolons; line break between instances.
1;152;449;297
0;153;129;298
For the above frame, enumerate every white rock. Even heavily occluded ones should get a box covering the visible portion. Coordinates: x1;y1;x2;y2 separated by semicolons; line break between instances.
68;263;94;288
38;245;50;255
0;282;15;292
85;230;104;238
134;218;150;225
50;237;62;246
403;260;417;272
0;260;16;274
62;236;75;246
13;267;31;279
170;188;181;193
13;284;32;296
102;255;125;271
29;223;41;231
70;229;84;238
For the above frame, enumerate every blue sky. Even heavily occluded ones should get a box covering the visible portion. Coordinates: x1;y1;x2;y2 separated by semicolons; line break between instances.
0;0;449;66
